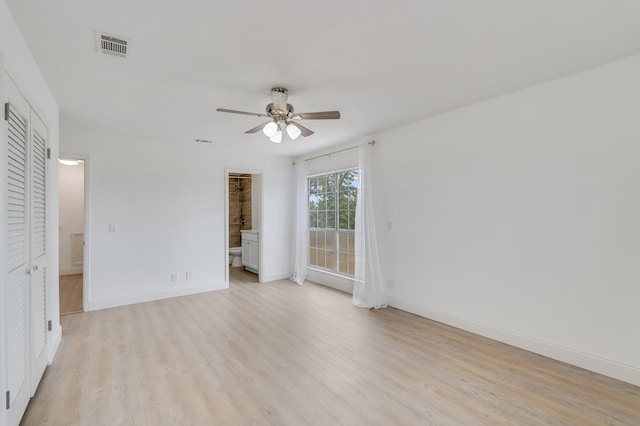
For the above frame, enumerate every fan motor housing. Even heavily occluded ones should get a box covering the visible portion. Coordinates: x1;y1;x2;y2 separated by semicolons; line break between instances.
266;103;294;118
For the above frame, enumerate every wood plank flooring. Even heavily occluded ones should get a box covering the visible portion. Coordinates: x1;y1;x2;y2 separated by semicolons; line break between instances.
59;274;83;315
23;276;640;425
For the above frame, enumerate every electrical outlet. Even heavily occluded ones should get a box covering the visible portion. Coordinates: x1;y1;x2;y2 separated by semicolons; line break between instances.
170;272;178;282
185;271;193;281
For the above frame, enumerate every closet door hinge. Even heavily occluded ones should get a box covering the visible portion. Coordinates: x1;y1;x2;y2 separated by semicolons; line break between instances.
48;320;52;331
5;391;9;410
47;147;51;159
3;103;8;121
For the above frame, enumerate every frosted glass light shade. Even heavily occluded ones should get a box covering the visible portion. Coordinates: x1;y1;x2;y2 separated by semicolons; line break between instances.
270;130;282;143
286;123;302;140
262;121;278;137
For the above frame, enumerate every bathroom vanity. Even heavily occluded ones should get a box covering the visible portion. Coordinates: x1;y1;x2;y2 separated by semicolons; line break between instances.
241;230;259;274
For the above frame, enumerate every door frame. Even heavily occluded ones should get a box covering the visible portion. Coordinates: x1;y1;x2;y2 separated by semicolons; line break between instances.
58;153;90;312
224;167;263;285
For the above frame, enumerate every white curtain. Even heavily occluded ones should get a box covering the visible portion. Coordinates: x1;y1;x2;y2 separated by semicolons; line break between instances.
353;141;388;308
290;161;309;285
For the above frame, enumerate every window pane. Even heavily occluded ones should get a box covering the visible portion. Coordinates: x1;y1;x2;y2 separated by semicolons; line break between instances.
317;211;326;229
309;248;318;267
316;231;326;250
309;212;317;228
338;253;349;274
327;193;336;210
326;249;336;271
327;173;336;191
317;175;327;192
309;177;318;194
327;210;335;229
338;191;348;209
350;171;359;189
338;192;348;229
318;249;326;268
348;208;356;230
347;254;355;275
318;195;326;211
326;232;335;251
338;232;348;252
348;233;355;254
309;194;319;211
338;170;356;189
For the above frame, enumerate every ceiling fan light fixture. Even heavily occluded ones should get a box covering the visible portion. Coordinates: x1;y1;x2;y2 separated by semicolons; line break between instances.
270;130;282;143
263;121;278;137
217;87;340;143
286;123;302;140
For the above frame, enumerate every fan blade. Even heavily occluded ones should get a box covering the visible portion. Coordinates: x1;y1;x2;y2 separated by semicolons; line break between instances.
271;88;288;112
245;121;271;134
293;111;341;120
289;121;314;137
216;108;269;118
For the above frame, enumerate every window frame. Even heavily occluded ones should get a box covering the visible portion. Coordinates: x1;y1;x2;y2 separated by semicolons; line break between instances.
307;167;359;277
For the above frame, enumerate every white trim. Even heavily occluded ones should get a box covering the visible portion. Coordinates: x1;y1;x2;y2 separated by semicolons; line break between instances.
259;273;290;283
389;296;640;387
87;284;224;311
48;325;62;365
306;268;354;294
307;166;360;179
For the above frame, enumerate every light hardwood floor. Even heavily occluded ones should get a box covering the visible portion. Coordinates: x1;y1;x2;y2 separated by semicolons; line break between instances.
59;274;83;315
23;276;639;425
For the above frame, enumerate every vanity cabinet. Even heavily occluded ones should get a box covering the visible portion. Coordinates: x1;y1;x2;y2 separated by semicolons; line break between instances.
241;230;259;273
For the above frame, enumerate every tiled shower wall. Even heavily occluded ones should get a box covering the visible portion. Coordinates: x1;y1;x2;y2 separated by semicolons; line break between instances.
229;174;252;247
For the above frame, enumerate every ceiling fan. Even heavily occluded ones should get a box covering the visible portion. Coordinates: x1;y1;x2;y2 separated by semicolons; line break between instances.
216;87;340;143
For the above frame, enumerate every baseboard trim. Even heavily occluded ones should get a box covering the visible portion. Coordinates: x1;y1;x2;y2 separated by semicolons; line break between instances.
260;273;290;283
88;284;225;311
306;268;354;294
389;296;640;387
48;324;62;364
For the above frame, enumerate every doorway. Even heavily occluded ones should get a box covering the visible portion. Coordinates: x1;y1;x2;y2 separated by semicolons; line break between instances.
225;168;263;286
58;156;86;314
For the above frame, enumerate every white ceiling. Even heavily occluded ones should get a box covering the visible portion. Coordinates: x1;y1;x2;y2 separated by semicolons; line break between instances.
7;0;640;157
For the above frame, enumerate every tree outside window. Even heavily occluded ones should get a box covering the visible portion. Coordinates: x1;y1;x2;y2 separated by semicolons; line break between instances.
308;169;358;276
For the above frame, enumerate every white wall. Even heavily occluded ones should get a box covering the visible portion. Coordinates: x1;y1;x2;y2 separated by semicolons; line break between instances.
58;162;84;275
1;3;61;425
370;54;640;386
60;127;293;310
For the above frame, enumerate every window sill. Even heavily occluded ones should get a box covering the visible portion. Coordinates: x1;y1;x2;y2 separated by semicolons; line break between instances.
306;267;354;295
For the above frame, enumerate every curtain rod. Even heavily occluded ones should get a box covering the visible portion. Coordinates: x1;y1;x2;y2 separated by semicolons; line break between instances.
302;140;376;163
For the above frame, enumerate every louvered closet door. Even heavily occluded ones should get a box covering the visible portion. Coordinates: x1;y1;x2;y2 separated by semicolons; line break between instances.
29;111;48;393
3;77;31;426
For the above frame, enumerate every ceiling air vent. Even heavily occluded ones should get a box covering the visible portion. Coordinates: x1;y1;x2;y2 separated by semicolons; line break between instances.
96;32;129;58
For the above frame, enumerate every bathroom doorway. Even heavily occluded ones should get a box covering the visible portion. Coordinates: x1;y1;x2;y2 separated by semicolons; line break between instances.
58;155;87;314
225;168;263;286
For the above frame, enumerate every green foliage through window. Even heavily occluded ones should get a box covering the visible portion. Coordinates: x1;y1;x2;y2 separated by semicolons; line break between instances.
308;169;359;276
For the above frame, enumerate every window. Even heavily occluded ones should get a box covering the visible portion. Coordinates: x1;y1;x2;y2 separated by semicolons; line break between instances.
308;168;359;276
